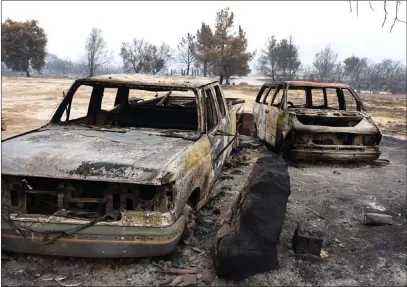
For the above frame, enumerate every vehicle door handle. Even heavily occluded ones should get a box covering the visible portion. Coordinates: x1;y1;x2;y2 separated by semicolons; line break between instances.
265;110;269;114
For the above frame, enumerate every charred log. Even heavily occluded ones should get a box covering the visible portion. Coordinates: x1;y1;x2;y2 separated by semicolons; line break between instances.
211;155;291;281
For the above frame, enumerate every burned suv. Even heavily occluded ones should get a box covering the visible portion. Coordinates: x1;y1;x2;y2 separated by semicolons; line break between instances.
253;81;382;161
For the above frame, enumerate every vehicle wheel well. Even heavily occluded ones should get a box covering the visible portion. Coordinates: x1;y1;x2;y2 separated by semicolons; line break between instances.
187;188;200;210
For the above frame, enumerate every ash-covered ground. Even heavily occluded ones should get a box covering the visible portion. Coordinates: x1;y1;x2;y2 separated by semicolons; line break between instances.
2;136;406;286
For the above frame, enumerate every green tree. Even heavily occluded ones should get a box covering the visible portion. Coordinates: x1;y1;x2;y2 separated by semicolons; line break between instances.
223;26;253;83
213;7;254;84
178;33;195;76
257;35;277;79
195;22;215;77
213;7;234;84
274;36;301;80
1;19;47;77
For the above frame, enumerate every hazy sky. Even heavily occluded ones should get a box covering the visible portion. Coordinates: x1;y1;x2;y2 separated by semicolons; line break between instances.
2;1;406;71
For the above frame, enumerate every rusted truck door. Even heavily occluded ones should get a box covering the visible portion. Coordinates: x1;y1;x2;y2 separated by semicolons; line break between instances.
213;84;234;136
256;85;275;140
253;85;269;133
264;84;285;146
203;86;228;178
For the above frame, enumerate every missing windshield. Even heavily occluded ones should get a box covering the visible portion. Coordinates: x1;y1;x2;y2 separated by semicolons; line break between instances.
57;85;199;131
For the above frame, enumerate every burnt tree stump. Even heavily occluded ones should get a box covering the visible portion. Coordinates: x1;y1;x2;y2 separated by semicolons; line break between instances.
211;155;291;281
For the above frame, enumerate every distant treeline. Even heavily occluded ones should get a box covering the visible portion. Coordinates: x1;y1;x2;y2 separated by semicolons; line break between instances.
1;5;406;94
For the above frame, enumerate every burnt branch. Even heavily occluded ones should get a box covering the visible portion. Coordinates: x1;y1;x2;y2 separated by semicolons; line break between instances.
357;1;359;16
390;1;407;32
350;0;406;33
382;1;388;27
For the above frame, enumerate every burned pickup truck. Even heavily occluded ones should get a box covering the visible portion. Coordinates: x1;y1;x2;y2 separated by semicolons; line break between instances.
253;81;382;161
1;74;244;257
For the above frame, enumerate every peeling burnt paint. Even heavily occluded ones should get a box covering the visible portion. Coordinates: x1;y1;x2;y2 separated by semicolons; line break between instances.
69;162;134;176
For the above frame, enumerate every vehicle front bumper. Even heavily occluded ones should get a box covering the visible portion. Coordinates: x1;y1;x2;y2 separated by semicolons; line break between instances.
1;215;185;258
290;144;380;162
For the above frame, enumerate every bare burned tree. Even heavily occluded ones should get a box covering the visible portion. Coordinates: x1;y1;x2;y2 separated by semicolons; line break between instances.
120;38;153;73
349;1;407;32
85;28;108;77
120;40;172;74
257;36;278;79
146;42;173;75
313;45;338;82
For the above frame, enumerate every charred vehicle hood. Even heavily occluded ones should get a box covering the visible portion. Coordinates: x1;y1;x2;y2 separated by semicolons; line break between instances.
288;109;381;135
1;126;198;184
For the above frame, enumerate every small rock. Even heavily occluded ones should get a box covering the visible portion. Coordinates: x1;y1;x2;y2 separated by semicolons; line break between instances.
181;274;197;285
201;269;214;284
40;274;55;281
166;267;197;275
334;238;341;244
191;247;204;254
57;277;82;287
157;276;174;286
333;170;341;175
169;275;183;286
149;265;159;272
183;237;192;246
54;274;69;281
157;275;175;286
27;268;41;278
200;258;213;269
320;250;329;259
339;243;345;248
203;219;213;224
